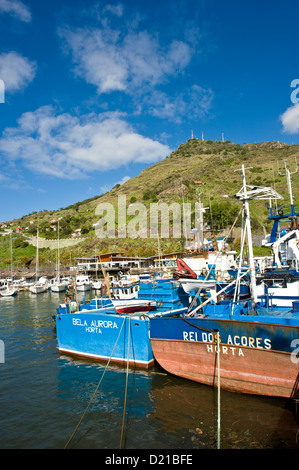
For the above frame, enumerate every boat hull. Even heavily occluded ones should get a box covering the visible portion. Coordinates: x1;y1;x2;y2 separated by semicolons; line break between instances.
55;310;154;367
0;288;18;297
112;299;156;314
150;316;299;398
51;284;66;292
179;278;216;294
30;285;48;294
76;285;91;292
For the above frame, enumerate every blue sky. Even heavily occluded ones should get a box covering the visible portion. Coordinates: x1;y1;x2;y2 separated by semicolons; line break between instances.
0;0;299;222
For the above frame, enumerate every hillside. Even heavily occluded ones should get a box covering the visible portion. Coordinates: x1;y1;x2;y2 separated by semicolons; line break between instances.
2;139;299;269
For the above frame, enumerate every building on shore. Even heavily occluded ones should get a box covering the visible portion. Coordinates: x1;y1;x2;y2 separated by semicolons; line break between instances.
71;251;185;275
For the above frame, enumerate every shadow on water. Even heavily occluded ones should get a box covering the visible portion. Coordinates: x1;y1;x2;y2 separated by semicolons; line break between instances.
146;366;299;450
55;354;299;449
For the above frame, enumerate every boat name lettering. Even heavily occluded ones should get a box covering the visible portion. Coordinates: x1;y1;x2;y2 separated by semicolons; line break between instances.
72;318;88;327
206;344;244;356
72;318;118;330
182;331;272;349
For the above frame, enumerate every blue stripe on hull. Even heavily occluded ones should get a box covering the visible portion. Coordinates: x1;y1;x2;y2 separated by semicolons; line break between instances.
150;315;299;355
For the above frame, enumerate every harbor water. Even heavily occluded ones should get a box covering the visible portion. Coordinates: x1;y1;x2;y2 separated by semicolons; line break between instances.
0;290;298;450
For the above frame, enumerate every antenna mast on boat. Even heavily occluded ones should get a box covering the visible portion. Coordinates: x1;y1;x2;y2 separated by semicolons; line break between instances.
235;165;283;303
278;157;298;211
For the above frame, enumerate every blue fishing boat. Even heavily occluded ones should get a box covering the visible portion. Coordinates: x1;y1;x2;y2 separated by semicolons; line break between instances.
54;279;190;367
149;299;299;397
149;165;299;398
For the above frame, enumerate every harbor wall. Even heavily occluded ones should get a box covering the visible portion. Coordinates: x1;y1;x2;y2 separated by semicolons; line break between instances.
26;236;86;250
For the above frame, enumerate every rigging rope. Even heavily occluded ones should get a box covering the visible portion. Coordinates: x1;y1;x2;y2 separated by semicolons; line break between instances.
187;207;243;314
120;318;131;449
180;315;221;449
64;317;126;449
217;331;221;449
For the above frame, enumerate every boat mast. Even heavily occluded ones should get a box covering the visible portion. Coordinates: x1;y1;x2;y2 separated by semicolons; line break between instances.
36;228;39;282
240;165;257;303
10;231;13;281
279;158;298;218
57;219;60;282
235;165;283;303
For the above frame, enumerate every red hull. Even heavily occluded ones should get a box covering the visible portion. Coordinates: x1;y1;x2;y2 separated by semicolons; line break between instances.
115;304;156;314
150;338;299;398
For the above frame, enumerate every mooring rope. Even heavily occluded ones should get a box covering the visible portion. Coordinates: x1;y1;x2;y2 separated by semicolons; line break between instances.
64;316;126;449
120;318;131;449
180;315;221;449
217;331;221;449
187;207;243;314
180;315;219;334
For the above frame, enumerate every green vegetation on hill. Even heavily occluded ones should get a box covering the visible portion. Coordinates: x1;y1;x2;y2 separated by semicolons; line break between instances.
2;139;298;268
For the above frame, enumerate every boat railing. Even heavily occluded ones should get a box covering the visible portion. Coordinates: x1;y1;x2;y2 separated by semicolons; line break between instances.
268;203;299;219
186;270;249;317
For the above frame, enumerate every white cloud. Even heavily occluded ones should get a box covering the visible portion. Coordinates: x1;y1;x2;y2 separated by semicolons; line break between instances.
0;106;171;179
57;7;214;122
117;175;131;185
280;104;299;134
0;52;36;92
142;85;214;122
58;25;193;95
0;0;31;22
103;3;123;17
100;175;131;194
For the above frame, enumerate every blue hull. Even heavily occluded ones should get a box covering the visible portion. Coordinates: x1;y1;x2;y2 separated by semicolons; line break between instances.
54;280;190;367
55;309;155;367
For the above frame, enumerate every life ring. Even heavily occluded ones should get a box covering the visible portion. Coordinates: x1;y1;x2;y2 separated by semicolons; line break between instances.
189;246;196;253
278;209;284;216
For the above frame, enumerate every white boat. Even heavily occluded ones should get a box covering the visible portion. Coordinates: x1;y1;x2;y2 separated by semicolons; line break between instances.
30;283;48;294
22;280;35;290
110;283;139;299
256;277;299;307
76;275;92;291
2;234;19;296
49;277;68;292
178;277;217;295
111;298;156;314
30;230;48;294
51;281;67;292
91;280;103;290
1;286;18;297
50;219;67;293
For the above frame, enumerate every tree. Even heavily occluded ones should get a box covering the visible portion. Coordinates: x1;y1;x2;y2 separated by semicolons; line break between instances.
206;200;240;230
